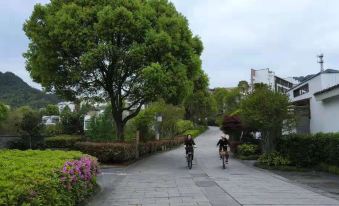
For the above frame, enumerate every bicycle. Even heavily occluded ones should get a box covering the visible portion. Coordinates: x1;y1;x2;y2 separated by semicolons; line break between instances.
219;148;229;169
186;145;194;169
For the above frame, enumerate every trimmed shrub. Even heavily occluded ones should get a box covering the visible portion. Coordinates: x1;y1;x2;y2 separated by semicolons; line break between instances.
75;136;186;163
74;142;136;163
277;133;339;167
45;135;82;148
0;150;99;206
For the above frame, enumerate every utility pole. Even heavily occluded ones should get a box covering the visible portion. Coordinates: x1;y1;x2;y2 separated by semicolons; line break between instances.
317;54;324;72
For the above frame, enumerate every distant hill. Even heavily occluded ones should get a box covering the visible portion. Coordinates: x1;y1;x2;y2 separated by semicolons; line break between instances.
293;69;339;83
0;71;60;109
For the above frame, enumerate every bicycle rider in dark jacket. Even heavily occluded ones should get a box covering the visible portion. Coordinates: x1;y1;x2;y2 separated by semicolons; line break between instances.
217;135;229;162
185;134;196;159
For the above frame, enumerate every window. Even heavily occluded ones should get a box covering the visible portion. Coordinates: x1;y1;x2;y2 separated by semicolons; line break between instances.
293;84;309;97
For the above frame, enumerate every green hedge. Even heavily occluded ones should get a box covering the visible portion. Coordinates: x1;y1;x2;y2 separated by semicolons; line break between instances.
74;142;136;163
75;136;186;163
0;150;99;206
277;133;339;167
45;135;82;148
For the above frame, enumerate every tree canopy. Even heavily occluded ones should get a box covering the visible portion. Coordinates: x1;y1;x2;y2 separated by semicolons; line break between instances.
24;0;204;140
240;86;291;152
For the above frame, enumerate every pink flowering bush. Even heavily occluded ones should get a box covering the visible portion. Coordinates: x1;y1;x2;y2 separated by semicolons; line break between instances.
60;155;100;202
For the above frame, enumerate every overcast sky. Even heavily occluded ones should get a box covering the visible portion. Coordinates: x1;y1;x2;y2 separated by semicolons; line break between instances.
1;0;339;89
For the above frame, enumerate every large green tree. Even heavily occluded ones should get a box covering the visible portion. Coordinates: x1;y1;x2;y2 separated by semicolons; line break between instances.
0;102;8;123
41;104;59;116
24;0;203;140
213;88;241;115
240;86;291;153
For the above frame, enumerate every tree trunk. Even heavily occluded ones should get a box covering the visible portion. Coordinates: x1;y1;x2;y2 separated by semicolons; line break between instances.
261;129;278;153
112;108;125;141
115;119;125;141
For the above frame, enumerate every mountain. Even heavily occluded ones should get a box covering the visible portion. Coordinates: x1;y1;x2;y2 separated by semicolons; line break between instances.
0;71;60;108
293;69;339;83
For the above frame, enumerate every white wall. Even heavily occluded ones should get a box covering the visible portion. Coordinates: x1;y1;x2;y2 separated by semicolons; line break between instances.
289;73;339;134
251;69;275;88
311;95;339;133
321;73;339;89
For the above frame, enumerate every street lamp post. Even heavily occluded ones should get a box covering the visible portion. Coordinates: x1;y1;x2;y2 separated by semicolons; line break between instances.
155;114;162;140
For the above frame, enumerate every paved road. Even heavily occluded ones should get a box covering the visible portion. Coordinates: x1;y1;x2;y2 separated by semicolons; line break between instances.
88;127;339;206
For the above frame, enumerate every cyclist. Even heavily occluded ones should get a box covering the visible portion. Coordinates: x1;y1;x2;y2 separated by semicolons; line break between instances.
184;134;196;159
217;135;229;163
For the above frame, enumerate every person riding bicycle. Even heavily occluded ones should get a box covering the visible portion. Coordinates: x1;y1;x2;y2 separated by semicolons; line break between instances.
184;134;196;159
217;135;229;163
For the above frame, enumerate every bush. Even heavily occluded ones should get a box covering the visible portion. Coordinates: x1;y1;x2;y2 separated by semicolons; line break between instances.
75;136;186;163
176;120;194;134
277;133;339;167
237;144;259;156
74;142;136;163
258;152;291;167
0;150;99;206
42;124;63;137
45;135;82;148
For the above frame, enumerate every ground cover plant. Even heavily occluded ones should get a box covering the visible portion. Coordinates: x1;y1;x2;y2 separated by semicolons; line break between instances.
0;150;99;206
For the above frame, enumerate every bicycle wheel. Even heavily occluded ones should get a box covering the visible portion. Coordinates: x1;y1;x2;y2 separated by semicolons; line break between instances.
222;155;225;169
188;154;192;169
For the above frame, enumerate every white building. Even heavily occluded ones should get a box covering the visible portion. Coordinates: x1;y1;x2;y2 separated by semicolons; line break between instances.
251;68;297;93
42;115;60;126
287;69;339;134
58;102;75;113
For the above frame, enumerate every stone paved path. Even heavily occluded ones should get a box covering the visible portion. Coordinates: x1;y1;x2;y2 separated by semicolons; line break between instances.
87;127;339;206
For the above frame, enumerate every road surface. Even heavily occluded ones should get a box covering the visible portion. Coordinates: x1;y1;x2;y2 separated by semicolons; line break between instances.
88;127;339;206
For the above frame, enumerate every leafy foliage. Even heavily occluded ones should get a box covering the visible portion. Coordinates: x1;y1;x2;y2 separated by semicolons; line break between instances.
0;150;98;206
212;88;241;116
86;110;116;142
237;144;259;156
24;0;204;140
238;80;249;94
0;71;59;108
258;152;291;167
41;124;63;137
19;108;42;149
41;104;59;116
183;126;207;137
277;133;339;167
184;90;216;125
175;120;194;134
134;100;185;140
0;102;8;123
240;86;291;152
220;115;243;138
60;107;82;134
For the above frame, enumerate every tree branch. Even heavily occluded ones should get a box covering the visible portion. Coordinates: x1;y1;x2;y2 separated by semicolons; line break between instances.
122;101;145;124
